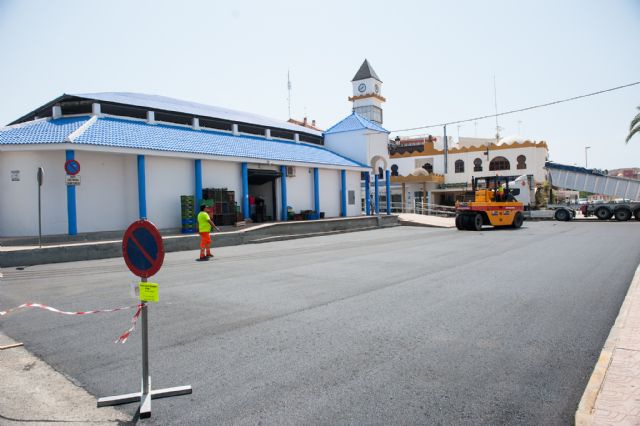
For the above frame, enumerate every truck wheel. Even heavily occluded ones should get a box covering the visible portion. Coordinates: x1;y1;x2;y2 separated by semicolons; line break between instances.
473;213;483;231
554;209;570;221
614;209;631;222
463;214;473;230
512;212;524;228
595;207;612;220
634;208;640;221
455;214;464;230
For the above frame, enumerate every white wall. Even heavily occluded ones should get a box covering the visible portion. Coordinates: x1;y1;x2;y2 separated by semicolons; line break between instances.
444;146;548;184
319;168;341;218
0;150;67;237
286;166;313;212
366;132;390;170
146;156;193;229
75;151;138;233
324;131;369;166
390;146;548;185
0;148;367;237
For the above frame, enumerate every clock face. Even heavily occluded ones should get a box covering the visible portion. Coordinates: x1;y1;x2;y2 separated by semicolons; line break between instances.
374;84;379;94
357;83;366;93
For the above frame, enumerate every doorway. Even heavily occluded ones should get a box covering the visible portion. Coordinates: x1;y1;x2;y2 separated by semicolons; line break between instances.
248;169;280;222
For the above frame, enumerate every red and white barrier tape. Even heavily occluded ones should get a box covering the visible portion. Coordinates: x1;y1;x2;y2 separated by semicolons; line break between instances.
0;302;145;344
116;303;144;344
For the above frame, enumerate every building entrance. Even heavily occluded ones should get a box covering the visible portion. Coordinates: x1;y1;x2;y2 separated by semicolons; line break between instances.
248;169;280;222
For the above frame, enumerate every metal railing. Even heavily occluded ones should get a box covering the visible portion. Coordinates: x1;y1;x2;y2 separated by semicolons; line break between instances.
377;200;456;217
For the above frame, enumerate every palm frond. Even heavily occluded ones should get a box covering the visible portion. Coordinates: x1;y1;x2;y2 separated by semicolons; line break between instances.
630;111;640;131
626;124;640;143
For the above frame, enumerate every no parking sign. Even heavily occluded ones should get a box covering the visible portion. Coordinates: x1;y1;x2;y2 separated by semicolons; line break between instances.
99;219;191;418
64;159;80;175
122;220;164;278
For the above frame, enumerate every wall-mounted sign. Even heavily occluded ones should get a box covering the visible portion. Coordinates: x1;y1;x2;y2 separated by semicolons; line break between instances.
10;170;19;181
65;175;81;186
64;159;81;176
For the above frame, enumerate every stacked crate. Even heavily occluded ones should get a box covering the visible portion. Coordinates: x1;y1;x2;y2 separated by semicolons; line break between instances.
180;195;196;233
202;187;237;226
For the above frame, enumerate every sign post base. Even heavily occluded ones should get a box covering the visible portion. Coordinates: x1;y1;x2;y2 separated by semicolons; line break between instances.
98;288;191;418
97;384;192;418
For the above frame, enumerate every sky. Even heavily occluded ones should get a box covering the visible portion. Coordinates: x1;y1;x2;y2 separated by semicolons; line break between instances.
0;0;639;170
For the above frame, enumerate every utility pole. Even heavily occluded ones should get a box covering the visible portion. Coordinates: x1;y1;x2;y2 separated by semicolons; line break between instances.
443;125;448;174
493;75;500;144
585;146;591;168
287;70;292;119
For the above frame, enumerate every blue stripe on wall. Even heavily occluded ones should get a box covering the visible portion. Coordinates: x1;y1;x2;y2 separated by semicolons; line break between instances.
137;155;147;219
65;150;77;235
280;165;288;221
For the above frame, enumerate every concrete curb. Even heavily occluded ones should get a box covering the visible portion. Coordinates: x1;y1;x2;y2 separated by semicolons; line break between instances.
398;220;456;229
575;262;640;425
0;216;399;268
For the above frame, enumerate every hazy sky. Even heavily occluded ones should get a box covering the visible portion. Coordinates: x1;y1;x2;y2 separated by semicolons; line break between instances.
1;0;639;169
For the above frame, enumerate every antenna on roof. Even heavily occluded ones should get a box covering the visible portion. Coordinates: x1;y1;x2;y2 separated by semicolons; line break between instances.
493;75;501;143
287;70;292;119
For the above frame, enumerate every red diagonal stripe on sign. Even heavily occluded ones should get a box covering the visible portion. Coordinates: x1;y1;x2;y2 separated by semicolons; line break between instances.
129;234;155;265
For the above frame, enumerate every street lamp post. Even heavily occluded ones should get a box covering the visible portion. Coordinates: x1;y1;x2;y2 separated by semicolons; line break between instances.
585;146;591;168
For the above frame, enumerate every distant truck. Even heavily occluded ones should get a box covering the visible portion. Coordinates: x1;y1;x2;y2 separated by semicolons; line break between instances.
580;201;640;221
507;175;576;221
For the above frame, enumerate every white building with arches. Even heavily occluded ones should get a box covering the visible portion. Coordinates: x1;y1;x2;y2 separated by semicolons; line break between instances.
388;135;549;205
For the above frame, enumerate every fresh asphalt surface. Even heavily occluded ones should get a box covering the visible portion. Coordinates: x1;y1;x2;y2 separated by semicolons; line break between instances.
1;221;639;425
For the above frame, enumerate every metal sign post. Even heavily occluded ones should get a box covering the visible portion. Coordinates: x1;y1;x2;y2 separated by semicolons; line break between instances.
37;167;44;248
97;220;191;419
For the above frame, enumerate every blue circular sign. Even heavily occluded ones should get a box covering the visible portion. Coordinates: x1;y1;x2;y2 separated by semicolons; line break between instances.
122;220;164;278
64;159;81;176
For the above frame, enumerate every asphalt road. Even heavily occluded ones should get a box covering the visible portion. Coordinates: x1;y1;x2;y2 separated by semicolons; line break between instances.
1;221;639;425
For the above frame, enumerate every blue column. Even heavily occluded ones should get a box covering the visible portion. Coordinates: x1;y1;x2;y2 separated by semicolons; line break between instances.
385;169;391;215
374;174;380;215
241;162;249;220
313;167;320;219
65;150;77;235
194;159;202;205
280;165;288;221
364;172;371;215
341;169;347;217
137;155;147;219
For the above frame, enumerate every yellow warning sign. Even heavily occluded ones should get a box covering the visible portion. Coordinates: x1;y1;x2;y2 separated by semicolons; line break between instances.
138;282;159;302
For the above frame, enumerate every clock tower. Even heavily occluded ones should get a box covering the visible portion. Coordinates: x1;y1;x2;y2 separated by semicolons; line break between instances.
349;59;385;124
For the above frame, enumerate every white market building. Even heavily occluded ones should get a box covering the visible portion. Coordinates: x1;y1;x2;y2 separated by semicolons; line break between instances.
0;90;377;238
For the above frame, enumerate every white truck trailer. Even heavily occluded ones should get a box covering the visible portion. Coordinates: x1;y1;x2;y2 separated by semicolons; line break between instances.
507;174;577;221
546;162;640;222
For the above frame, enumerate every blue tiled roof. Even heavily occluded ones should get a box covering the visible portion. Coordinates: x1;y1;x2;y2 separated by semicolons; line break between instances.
0;116;366;168
324;112;389;135
0;117;89;144
72;92;323;137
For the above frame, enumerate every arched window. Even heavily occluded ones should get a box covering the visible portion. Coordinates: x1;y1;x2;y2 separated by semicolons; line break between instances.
473;158;483;172
489;156;510;171
378;167;384;179
517;155;526;170
391;164;399;176
455;159;464;173
422;162;433;173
